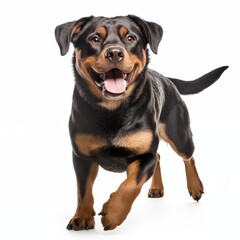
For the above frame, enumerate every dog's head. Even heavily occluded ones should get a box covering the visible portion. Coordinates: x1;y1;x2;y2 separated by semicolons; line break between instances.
55;15;163;106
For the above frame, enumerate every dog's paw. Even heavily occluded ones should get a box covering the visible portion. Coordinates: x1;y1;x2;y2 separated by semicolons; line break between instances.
148;188;164;198
99;193;131;231
66;216;95;231
188;180;204;201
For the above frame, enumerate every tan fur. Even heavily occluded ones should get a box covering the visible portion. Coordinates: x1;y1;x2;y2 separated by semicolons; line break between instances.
75;133;106;156
100;160;147;230
68;164;99;229
158;122;203;200
129;49;147;80
184;157;204;200
119;26;128;38
148;154;164;197
113;130;153;154
97;27;107;38
158;122;187;159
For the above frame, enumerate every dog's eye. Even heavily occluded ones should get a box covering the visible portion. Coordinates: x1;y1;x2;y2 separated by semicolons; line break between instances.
90;35;100;44
126;35;136;43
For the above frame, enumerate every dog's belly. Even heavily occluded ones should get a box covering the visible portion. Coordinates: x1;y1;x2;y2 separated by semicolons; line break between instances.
93;146;134;172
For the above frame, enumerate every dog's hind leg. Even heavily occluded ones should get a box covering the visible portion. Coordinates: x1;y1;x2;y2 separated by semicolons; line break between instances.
158;103;204;201
148;153;164;198
66;153;99;230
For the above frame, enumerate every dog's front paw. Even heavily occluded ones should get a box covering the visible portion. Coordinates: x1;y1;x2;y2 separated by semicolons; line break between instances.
148;188;164;198
99;193;131;231
66;216;95;231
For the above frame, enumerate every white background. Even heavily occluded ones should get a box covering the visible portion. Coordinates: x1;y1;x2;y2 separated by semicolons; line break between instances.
1;0;239;239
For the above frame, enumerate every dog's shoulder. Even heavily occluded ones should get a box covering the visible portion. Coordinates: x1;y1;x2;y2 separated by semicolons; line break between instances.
146;68;178;94
145;68;180;108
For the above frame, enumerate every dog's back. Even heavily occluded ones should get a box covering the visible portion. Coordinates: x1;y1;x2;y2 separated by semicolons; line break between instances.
55;15;227;231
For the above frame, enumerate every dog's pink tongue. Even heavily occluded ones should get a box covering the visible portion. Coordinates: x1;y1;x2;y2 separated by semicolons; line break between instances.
104;78;127;94
104;69;127;94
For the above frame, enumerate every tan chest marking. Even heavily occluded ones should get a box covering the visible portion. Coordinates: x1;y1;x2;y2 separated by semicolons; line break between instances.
113;130;153;154
74;133;107;156
75;130;153;157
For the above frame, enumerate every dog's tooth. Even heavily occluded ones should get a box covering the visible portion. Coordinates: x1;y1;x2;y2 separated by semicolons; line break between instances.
123;73;127;79
101;82;105;89
95;81;101;87
99;73;105;79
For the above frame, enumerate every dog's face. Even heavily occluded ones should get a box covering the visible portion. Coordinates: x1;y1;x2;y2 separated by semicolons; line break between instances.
55;15;163;102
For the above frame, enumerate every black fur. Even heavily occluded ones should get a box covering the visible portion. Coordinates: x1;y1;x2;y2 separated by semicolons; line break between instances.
55;15;228;231
168;66;228;94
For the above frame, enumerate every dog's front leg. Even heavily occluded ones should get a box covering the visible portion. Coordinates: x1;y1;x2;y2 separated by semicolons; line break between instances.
67;153;99;231
99;158;155;231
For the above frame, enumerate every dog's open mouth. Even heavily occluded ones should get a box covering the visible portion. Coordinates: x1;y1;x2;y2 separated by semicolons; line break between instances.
90;68;134;100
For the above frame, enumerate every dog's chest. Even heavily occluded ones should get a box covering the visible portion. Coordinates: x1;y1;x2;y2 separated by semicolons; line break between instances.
74;130;153;157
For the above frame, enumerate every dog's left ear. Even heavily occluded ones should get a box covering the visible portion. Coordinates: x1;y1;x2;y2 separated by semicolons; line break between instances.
128;15;163;54
55;16;93;56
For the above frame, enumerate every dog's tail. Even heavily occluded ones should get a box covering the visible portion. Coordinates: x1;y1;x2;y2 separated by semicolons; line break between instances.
168;66;228;95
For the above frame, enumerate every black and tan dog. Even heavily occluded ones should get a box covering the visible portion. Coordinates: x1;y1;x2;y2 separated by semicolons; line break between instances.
55;15;228;231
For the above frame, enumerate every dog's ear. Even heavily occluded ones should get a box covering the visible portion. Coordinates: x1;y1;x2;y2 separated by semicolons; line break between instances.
128;15;163;54
55;16;93;56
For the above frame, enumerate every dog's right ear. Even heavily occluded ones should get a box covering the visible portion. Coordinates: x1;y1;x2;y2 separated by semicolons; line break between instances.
128;15;163;54
55;16;93;56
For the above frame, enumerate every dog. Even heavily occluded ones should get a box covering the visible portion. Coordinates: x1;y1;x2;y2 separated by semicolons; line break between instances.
55;15;228;231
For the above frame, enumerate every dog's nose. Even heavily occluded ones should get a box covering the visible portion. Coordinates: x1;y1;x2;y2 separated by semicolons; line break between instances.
105;47;124;63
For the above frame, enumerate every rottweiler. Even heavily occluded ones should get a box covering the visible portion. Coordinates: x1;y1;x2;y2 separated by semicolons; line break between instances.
55;15;228;231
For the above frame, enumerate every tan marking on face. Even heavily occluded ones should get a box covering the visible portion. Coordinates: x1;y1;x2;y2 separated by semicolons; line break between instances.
92;47;134;73
75;133;107;156
129;49;147;82
98;99;123;110
75;47;146;110
97;27;107;38
95;47;136;110
119;26;128;38
97;48;145;110
75;50;103;99
113;130;153;154
76;48;129;110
